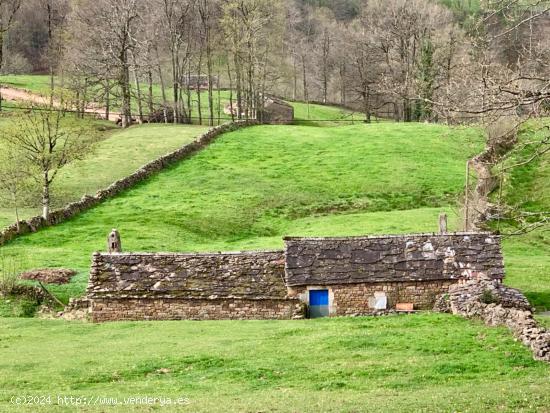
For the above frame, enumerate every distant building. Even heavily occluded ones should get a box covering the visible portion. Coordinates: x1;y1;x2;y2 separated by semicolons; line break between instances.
258;96;294;124
182;75;218;90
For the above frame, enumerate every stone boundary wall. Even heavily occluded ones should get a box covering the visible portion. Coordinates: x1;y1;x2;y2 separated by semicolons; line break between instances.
284;232;504;286
0;120;258;246
87;250;303;321
437;275;550;362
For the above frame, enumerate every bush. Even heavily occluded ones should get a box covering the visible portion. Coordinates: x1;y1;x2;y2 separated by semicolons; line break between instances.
480;289;501;305
0;254;23;295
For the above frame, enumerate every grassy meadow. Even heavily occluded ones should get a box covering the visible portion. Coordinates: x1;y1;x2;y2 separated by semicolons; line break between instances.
1;314;549;412
0;91;549;412
0;118;209;227
0;123;484;302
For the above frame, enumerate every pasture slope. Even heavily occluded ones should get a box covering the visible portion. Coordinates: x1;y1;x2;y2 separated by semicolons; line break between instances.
0;87;548;412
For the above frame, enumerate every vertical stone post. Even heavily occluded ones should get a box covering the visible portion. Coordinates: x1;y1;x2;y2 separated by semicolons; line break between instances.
439;213;448;234
108;229;122;253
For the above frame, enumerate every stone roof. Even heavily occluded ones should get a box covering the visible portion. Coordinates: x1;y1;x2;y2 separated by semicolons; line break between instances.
87;251;288;300
284;233;504;287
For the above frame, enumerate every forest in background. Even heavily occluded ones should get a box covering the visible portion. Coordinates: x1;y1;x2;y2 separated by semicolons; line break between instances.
0;0;548;125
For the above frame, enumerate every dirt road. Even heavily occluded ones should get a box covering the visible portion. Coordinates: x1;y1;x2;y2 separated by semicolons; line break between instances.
0;86;121;122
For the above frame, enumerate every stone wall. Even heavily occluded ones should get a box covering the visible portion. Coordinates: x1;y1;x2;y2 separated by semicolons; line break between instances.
90;298;301;322
288;280;455;316
284;232;504;286
0;121;257;246
436;275;550;363
87;250;303;321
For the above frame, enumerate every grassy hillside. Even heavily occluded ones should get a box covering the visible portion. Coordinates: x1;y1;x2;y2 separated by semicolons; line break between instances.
0;121;209;227
492;121;550;311
1;314;549;412
0;123;483;302
0;74;52;95
290;101;366;126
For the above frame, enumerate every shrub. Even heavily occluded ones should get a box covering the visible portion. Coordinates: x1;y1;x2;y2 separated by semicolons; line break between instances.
480;289;501;305
0;254;23;295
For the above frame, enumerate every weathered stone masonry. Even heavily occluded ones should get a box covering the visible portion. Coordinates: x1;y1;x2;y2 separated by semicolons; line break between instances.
87;232;504;321
284;232;504;315
88;251;302;322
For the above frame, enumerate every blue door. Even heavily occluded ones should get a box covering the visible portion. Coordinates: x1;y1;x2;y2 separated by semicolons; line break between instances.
309;290;329;318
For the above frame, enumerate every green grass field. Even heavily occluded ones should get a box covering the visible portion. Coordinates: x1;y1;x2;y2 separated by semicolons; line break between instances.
0;74;53;96
1;314;549;412
0;120;209;227
0;123;484;302
0;96;549;412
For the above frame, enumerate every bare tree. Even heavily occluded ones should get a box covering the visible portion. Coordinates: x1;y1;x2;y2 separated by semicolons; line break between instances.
0;0;22;111
72;0;143;127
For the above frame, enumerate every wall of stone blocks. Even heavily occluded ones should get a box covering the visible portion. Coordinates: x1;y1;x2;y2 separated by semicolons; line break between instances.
289;280;455;316
87;250;302;321
90;297;301;322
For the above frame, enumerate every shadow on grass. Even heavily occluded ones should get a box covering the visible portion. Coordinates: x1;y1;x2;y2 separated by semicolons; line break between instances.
524;291;550;312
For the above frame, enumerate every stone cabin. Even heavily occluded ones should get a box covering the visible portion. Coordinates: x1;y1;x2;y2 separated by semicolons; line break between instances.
86;232;504;322
257;96;294;124
284;233;504;317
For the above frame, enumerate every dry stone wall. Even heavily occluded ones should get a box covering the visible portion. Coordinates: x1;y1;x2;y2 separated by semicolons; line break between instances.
90;298;301;322
0;121;257;246
284;232;504;286
437;275;550;362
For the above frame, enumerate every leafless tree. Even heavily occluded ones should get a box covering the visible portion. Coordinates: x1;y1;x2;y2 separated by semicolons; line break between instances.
0;0;22;111
72;0;143;127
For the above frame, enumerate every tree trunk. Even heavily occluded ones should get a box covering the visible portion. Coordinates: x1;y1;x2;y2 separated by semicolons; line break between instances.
196;51;203;125
42;173;50;221
217;63;221;125
132;62;144;124
155;45;168;123
171;49;179;124
147;70;154;117
186;61;192;122
293;56;297;101
302;55;309;119
0;34;3;111
104;81;110;121
227;60;235;122
13;193;20;232
47;2;54;108
120;56;132;128
340;63;346;105
205;29;214;126
234;53;242;120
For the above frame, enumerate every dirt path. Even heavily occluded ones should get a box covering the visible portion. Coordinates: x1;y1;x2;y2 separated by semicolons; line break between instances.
0;86;121;122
